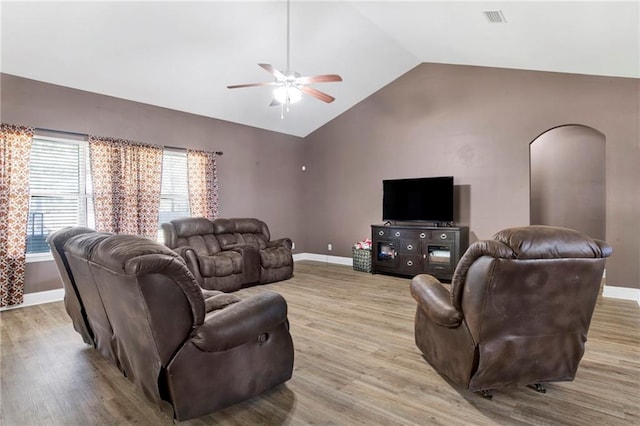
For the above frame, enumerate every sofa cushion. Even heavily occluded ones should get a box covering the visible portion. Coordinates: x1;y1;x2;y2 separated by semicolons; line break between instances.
233;218;260;233
198;251;243;277
240;232;268;249
260;246;293;269
173;217;214;238
179;234;222;257
212;218;236;234
213;218;269;250
216;232;239;249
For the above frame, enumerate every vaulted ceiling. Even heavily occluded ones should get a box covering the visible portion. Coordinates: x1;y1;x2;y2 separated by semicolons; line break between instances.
2;1;638;137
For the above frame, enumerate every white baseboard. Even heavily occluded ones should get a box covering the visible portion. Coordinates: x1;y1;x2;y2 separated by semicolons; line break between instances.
293;252;352;265
0;288;65;311
295;254;640;305
4;263;638;311
603;285;640;305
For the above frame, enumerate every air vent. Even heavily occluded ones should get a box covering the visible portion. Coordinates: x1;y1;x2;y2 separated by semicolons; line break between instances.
483;10;507;23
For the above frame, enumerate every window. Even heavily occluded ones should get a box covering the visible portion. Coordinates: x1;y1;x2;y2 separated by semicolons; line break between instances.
26;136;93;257
158;149;190;241
26;136;190;258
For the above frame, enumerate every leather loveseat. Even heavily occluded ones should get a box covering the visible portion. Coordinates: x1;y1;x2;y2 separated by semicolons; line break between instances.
162;217;293;292
410;225;612;397
47;227;295;421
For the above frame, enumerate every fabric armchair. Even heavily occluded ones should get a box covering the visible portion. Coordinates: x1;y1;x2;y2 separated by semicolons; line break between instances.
411;225;612;397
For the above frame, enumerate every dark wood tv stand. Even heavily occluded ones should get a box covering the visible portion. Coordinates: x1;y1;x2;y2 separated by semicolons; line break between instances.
371;224;469;282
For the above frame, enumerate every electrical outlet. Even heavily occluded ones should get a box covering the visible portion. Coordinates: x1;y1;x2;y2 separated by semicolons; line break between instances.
327;243;332;251
291;242;295;250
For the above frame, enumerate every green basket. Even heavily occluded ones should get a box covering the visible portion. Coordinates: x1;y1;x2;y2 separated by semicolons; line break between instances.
352;248;372;273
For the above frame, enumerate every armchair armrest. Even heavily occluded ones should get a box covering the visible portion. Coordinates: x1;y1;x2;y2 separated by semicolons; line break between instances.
410;274;462;328
173;246;204;284
161;222;177;249
267;238;293;250
190;292;288;352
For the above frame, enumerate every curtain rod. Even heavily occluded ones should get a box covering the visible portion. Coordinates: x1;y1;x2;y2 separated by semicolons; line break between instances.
35;127;223;155
165;145;223;156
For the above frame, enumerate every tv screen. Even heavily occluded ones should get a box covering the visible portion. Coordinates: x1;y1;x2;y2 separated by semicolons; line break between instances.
383;176;454;222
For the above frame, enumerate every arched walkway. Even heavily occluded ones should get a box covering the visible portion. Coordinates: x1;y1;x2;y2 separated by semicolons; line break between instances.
530;125;605;240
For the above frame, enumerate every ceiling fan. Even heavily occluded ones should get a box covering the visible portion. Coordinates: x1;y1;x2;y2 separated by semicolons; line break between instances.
227;0;342;117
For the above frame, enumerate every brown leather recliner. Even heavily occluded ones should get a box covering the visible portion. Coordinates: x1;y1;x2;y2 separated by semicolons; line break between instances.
48;228;295;421
410;225;612;397
162;217;293;292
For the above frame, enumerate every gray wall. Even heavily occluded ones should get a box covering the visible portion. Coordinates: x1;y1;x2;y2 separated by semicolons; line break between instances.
1;74;304;293
530;125;606;240
2;62;639;292
302;63;639;289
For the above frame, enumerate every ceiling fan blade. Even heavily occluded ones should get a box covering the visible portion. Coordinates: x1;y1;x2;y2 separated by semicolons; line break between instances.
269;99;282;107
301;86;335;103
258;63;286;80
227;82;278;89
297;74;343;84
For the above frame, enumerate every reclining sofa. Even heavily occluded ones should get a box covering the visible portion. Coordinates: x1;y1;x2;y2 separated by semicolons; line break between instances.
47;227;295;421
162;217;293;292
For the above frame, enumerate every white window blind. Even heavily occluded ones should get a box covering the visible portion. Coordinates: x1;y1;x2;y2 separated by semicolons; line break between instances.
26;137;191;254
158;149;190;241
26;137;93;255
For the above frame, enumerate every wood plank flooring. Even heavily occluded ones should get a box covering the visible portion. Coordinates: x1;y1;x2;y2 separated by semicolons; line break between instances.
1;261;639;425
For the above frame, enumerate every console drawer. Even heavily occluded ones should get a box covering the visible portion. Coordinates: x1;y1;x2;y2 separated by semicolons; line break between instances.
397;255;423;274
398;239;419;254
419;230;456;242
373;227;390;238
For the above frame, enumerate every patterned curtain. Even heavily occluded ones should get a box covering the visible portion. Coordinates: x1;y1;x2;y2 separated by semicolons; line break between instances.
186;150;219;220
0;124;34;307
89;136;163;239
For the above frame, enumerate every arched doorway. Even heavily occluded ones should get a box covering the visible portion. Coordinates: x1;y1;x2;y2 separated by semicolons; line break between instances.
530;125;606;240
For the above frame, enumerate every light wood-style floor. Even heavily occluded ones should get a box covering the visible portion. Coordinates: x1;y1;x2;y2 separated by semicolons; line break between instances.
1;261;639;425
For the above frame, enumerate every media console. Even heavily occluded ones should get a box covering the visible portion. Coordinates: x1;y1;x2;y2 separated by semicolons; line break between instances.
371;224;469;282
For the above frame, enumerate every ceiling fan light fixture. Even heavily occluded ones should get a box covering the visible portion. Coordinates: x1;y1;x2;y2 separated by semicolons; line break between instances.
273;85;302;104
226;0;341;112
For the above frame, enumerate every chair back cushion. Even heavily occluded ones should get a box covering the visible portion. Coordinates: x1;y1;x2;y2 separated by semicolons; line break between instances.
213;218;270;249
166;217;222;256
492;225;612;259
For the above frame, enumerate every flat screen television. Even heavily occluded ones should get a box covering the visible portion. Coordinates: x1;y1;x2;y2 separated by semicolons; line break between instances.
383;176;454;223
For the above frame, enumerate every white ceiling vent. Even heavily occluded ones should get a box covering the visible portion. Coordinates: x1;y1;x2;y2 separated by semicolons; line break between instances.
483;10;507;23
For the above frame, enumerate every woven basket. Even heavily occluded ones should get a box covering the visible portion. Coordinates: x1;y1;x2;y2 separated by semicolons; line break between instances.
352;248;372;273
